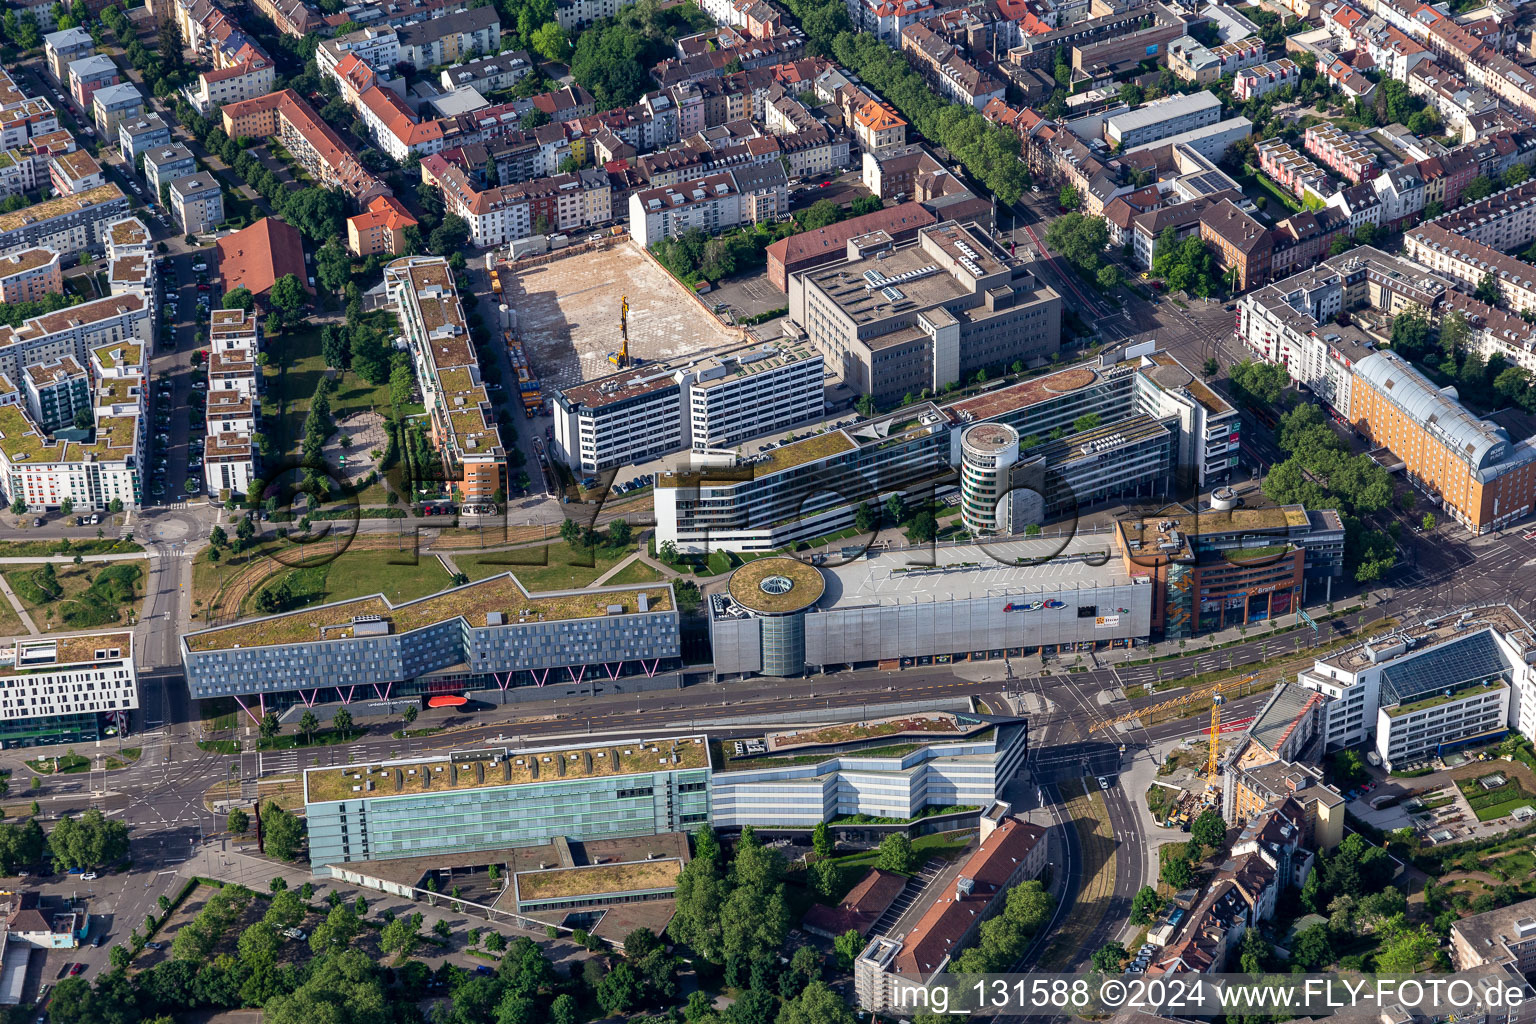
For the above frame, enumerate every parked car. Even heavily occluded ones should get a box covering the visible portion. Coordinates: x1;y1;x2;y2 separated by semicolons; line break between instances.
1097;776;1110;790
68;964;84;977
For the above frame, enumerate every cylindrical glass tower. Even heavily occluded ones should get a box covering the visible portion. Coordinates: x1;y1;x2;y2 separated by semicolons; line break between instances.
960;422;1021;536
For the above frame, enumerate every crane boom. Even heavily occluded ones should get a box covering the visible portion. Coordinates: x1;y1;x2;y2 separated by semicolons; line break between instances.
1088;675;1254;735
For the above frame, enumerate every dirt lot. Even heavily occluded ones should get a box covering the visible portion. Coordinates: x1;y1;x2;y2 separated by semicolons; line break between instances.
503;243;743;391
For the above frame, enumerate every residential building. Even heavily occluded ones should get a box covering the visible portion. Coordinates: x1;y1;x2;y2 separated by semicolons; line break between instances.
1298;604;1536;762
713;715;1028;828
1452;898;1536;973
431;159;615;247
116;113;171;165
169;174;224;235
1105;93;1222;150
1233;58;1302;102
22;356;89;433
852;101;907;153
221;90;390;203
1269;207;1351;280
787;221;1061;403
629;170;787;249
303;733;706;865
216;217;308;305
203;308;259;498
438;51;535;94
386;256;505;502
0;185;128;256
854;818;1048;1011
0;249;61;303
766;201;936;291
44;28;95;85
1373;163;1425;229
186;54;277;117
1167;35;1265;84
1304;123;1378;183
355;80;446;162
1199;199;1273;293
67;55;119;110
142;145;196;207
1223;726;1345;849
346;194;418;257
899;22;1006;108
182;574;681;709
48;149;103;197
396;7;501;71
0;385;141;512
1257;138;1330;202
0;633;136;748
317;26;401;80
0;292;151;386
90;83;143;138
552;342;825;475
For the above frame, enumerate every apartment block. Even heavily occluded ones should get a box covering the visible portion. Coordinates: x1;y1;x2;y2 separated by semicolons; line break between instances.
22;356;89;432
67;55;119;110
628;168;788;249
0;291;151;387
553;343;825;475
385;256;505;502
1257;138;1330;202
1167;35;1265;84
396;7;501;71
1233;58;1302;102
48;149;102;196
220;90;390;203
0;633;136;748
0;248;61;303
0;185;129;257
1304;123;1378;184
787;221;1060;403
169;174;224;235
203;308;259;498
44;27;94;85
117;113;172;165
186;55;276;117
142;145;196;207
346;194;418;257
438;50;535;94
90;83;144;138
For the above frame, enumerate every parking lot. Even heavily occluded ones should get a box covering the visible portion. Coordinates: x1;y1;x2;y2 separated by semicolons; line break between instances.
147;250;219;504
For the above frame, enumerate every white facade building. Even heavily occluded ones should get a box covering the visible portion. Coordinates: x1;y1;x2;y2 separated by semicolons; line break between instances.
0;633;138;743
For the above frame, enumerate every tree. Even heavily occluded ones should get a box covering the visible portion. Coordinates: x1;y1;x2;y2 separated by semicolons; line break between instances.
778;981;854;1024
596;961;641;1014
812;821;832;858
298;708;318;743
1130;885;1162;925
884;492;906;525
259;711;280;740
389;359;415;409
1475;271;1501;306
227;807;249;832
1091;941;1127;972
331;707;353;738
1059;185;1081;211
809;858;840;899
222;287;255;312
1506;163;1531;188
907;511;937;544
1228;359;1290;408
854;393;877;416
833;928;864;971
1290;922;1334;970
1045;213;1109;276
47;808;129;870
875;833;917;873
1202;357;1220;378
1441;309;1471;358
850;194;883;216
1330;234;1352;256
799;199;842;231
1162;852;1193;890
854;501;877;534
1191;810;1226;852
261;801;305;861
608;518;631;546
269;274;306;326
402;704;418;727
1375;920;1439;972
1096;264;1122;290
429;215;470;255
1422;512;1436;531
1073;412;1102;433
380;911;423;959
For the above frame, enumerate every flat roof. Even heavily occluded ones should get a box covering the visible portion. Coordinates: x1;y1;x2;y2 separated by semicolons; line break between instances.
0;184;123;234
817;535;1135;609
184;572;673;652
945;364;1105;422
727;556;825;614
0;249;58;277
0;632;131;676
304;734;709;803
514;859;682;901
1323;605;1535;673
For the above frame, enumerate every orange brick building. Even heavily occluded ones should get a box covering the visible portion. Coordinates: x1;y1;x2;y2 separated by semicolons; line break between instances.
0;248;62;303
346;194;418;257
1351;351;1536;534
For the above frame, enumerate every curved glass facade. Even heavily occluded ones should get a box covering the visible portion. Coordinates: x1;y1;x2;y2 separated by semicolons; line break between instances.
760;613;807;677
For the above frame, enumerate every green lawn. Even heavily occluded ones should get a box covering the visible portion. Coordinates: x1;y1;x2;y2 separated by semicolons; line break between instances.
603;559;665;585
454;541;637;592
245;549;453;614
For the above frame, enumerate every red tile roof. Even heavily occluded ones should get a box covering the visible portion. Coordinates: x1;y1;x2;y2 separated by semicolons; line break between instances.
801;868;906;937
217;217;310;299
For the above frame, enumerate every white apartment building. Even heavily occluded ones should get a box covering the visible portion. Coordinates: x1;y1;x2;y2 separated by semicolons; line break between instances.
553;344;826;475
0;401;141;511
0;185;129;257
186;58;277;117
711;722;1028;828
629;172;747;249
1297;605;1536;764
203;308;260;498
317;26;401;79
0;633;138;747
1105;92;1222;150
0;292;152;385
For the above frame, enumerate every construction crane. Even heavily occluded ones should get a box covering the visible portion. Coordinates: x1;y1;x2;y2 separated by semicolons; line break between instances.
1089;675;1256;793
608;295;631;368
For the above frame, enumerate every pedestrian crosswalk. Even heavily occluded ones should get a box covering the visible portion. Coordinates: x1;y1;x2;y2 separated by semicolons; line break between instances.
260;750;301;775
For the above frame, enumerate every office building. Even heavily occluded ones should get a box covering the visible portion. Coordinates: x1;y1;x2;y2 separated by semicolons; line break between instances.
711;713;1028;828
0;185;128;256
855;818;1048;1012
385;256;505;502
303;735;710;865
142;145;196;207
787;221;1061;404
765;202;935;292
656;342;1234;554
1352;351;1536;535
958;422;1037;536
552;343;825;475
1106;93;1222;150
181;574;680;707
0;249;61;304
0;633;136;748
168;174;224;235
1116;504;1344;638
1298;604;1536;764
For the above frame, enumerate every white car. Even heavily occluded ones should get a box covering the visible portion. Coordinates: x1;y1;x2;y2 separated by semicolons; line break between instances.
1097;776;1110;790
80;872;97;881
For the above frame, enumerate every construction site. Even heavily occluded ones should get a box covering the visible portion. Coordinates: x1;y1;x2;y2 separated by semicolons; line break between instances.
494;240;742;394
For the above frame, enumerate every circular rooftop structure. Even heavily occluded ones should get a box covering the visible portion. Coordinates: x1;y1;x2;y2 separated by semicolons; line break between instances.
1148;363;1194;389
728;557;825;616
961;422;1019;455
1042;367;1098;393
